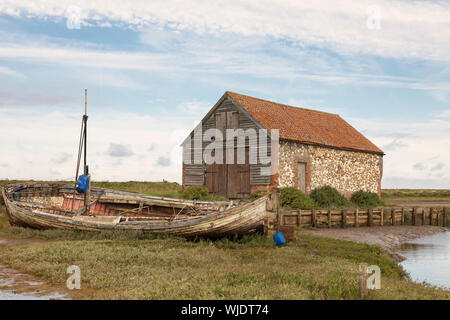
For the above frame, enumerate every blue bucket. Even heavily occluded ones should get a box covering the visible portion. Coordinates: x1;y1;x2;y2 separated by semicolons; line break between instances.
273;232;286;246
76;175;90;194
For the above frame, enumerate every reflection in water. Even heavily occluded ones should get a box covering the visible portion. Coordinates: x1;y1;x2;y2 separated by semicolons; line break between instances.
0;290;67;300
397;231;449;289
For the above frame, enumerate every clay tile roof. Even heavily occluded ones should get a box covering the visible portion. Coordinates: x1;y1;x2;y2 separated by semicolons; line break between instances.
226;91;383;155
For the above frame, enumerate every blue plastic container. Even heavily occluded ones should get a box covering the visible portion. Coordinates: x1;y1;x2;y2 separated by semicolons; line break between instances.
76;175;90;194
273;232;286;246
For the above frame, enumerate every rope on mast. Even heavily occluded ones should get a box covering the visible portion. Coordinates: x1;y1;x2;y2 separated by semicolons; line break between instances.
71;89;89;213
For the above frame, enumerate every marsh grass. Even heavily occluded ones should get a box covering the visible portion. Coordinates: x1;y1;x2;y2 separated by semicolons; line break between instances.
0;211;449;299
382;189;450;202
1;182;449;300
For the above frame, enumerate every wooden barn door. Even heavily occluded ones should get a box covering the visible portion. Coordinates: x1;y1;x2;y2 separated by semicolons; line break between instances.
205;161;227;196
227;147;250;198
205;112;227;197
205;111;251;198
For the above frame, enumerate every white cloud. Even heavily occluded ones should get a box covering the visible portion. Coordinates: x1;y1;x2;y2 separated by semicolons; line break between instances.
107;144;134;158
0;106;194;182
0;65;26;79
1;39;450;94
381;139;407;151
1;0;450;61
347;114;450;188
178;101;210;116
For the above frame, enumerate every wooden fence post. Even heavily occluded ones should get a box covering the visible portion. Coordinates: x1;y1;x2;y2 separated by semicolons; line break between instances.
412;208;416;226
391;208;395;226
355;209;359;228
401;208;405;225
380;208;384;226
368;209;373;227
444;207;447;227
359;263;368;299
311;209;316;228
429;208;433;226
328;210;332;228
342;210;346;228
422;208;425;225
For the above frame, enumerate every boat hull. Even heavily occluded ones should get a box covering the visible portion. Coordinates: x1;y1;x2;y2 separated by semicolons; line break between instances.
2;183;268;237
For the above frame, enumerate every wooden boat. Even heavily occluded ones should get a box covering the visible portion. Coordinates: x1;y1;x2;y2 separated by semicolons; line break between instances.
2;183;267;237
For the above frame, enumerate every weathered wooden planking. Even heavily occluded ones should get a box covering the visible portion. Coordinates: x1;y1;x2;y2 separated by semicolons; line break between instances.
183;96;272;188
277;205;448;229
2;183;268;237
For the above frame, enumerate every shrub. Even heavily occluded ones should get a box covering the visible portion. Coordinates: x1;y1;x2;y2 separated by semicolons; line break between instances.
309;186;350;208
249;190;269;200
351;190;384;208
180;186;210;200
280;187;315;209
180;186;228;201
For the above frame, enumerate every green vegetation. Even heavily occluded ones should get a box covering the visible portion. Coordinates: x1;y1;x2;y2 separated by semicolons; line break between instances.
351;190;385;208
180;185;209;200
280;187;315;209
179;185;227;201
249;190;269;200
279;186;388;210
0;209;448;299
309;186;351;208
381;189;450;202
92;181;182;198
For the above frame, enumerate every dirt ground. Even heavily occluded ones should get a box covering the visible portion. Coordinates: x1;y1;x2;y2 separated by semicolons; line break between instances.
298;225;448;260
388;201;450;206
0;263;71;300
0;237;72;300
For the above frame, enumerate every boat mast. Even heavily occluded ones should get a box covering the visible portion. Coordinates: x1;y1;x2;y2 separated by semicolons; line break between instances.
71;89;90;214
83;89;89;214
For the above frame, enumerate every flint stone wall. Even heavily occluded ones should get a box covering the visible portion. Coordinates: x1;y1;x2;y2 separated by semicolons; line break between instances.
278;140;383;197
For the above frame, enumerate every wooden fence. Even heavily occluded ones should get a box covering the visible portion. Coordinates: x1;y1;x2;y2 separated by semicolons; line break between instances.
264;193;449;239
278;207;448;229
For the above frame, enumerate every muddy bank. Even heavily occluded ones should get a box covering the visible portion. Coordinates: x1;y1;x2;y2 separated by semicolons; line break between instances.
387;201;450;206
298;225;448;261
0;264;70;300
0;237;71;300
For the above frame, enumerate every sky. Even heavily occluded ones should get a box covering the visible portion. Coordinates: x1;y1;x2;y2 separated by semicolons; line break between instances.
0;0;449;188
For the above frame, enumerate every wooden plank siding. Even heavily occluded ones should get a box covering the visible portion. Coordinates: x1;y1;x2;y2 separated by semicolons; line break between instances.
182;96;272;197
277;206;449;229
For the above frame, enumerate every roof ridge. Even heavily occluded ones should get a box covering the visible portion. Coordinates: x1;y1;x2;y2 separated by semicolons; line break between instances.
226;91;338;116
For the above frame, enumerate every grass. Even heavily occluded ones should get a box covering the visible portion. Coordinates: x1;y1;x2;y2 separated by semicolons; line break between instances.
0;207;448;299
92;181;182;198
382;189;450;202
1;181;449;299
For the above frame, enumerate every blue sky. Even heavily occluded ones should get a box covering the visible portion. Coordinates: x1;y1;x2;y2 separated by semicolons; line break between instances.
0;0;449;188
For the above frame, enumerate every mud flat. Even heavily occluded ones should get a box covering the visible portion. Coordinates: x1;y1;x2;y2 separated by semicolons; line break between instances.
0;264;70;300
298;225;448;260
0;237;71;300
388;201;450;206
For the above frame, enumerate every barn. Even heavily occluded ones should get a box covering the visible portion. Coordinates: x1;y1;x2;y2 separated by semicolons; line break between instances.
181;91;384;199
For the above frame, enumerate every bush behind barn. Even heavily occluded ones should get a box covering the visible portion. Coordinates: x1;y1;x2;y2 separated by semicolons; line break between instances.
351;190;384;208
280;187;315;209
309;186;350;208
